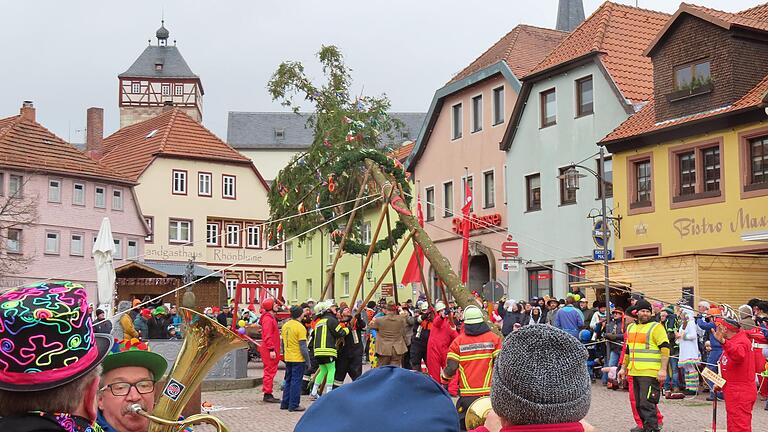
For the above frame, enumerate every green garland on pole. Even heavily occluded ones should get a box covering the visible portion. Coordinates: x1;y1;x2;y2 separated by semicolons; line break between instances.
320;148;411;255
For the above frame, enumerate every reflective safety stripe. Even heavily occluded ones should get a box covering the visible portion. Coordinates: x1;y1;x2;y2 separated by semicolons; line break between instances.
627;322;662;372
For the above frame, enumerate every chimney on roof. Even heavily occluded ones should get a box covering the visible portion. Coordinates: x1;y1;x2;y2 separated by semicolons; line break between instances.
162;100;174;112
556;0;585;32
86;107;104;156
19;100;35;122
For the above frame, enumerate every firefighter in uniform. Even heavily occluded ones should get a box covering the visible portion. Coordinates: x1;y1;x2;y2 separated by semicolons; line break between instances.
302;303;323;395
440;305;501;430
309;301;349;400
618;300;669;432
334;305;366;388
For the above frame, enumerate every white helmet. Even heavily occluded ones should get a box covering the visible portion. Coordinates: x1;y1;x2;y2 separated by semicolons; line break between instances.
434;301;446;313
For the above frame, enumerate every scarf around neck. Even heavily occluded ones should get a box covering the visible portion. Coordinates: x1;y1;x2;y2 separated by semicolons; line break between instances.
30;412;103;432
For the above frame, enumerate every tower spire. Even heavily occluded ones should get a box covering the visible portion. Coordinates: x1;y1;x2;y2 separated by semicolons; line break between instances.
556;0;585;32
156;20;170;46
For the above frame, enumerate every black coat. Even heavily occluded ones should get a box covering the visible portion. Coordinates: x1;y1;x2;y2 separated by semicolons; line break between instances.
147;316;169;339
501;311;525;335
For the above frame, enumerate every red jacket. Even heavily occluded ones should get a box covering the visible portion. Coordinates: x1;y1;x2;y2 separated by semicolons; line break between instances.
428;313;458;354
720;330;755;387
259;312;281;354
745;327;768;374
444;330;501;396
471;422;584;432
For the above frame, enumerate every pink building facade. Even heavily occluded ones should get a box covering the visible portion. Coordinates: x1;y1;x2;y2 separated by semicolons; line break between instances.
0;103;148;301
406;25;567;299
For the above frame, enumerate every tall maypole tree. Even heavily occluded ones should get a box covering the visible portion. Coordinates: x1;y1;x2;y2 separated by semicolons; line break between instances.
267;46;494;330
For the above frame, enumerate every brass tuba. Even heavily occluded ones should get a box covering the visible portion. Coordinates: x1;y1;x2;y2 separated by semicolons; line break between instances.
131;307;248;432
463;396;492;430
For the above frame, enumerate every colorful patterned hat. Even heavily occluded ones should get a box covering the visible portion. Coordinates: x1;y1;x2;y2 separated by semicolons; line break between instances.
102;339;168;380
0;281;113;391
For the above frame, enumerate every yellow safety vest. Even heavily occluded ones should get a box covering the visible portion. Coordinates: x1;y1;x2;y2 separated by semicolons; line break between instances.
626;322;662;375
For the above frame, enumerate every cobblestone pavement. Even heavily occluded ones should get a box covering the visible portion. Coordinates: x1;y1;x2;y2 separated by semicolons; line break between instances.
197;372;767;431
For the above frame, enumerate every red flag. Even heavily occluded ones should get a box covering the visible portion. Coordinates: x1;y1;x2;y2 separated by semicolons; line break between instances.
401;196;424;285
460;180;472;284
258;286;267;305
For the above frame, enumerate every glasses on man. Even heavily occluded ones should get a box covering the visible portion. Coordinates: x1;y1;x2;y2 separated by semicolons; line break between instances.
101;380;155;396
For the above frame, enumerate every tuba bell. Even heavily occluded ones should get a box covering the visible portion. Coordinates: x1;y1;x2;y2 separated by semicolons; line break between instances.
463;396;492;430
131;307;248;432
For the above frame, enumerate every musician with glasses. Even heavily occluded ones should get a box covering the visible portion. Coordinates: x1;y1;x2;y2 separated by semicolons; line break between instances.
97;339;168;432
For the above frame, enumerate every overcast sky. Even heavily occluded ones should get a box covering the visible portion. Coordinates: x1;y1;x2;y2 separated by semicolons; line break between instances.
0;0;760;143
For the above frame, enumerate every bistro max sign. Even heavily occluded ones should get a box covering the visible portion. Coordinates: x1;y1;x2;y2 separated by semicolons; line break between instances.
673;208;768;239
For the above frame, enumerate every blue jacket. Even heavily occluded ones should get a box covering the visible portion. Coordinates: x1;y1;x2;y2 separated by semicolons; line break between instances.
696;317;722;351
554;305;584;337
96;411;117;432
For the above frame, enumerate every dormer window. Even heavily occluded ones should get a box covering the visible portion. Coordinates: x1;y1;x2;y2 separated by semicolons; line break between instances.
674;60;711;91
275;129;285;140
155;63;163;71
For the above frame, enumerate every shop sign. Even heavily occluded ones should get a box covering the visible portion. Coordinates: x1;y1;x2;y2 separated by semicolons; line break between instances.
501;259;520;272
673;208;768;239
592;219;611;247
529;273;552;281
451;213;502;234
593;249;613;261
381;283;394;297
501;235;519;258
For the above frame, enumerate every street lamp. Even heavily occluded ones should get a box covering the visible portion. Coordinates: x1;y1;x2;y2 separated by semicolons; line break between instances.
558;146;618;357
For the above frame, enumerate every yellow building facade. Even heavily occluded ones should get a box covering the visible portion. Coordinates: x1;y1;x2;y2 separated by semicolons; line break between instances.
284;204;416;306
612;121;768;257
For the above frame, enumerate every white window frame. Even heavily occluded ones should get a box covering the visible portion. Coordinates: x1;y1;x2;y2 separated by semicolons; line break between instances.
328;236;338;263
342;272;350;297
226;279;238;300
174;84;183;96
451;103;463;140
291;281;298;301
131;82;141;93
144;216;154;242
73;182;85;206
112;188;123;210
471;94;483;133
45;231;60;255
483;169;495;209
198;172;212;197
222;175;236;199
162;84;170;96
9;174;23;197
95;186;106;208
127;239;138;259
304;237;312;257
305;278;313;297
425;185;435;221
172;170;187;195
492;85;505;126
286;241;293;262
70;233;84;256
246;225;261;248
113;238;122;259
169;219;192;243
206;223;220;246
362;221;372;244
443;180;454;217
7;228;22;253
48;178;61;203
226;224;240;247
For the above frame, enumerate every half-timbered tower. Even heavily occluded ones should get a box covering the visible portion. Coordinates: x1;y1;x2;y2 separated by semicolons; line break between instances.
118;21;203;127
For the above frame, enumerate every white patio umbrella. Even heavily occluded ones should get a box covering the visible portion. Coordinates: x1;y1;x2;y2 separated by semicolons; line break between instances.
93;217;117;319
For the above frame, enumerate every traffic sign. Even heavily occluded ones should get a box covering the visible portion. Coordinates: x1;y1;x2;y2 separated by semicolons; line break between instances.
501;235;519;258
592;219;611;248
593;249;613;261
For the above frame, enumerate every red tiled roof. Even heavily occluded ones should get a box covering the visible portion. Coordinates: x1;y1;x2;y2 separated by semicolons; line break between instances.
646;3;768;56
449;25;568;83
390;141;415;163
526;2;669;103
0;114;132;183
601;73;768;144
101;109;253;182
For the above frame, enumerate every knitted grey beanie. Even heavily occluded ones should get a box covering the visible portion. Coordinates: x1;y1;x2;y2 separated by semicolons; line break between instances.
491;324;591;425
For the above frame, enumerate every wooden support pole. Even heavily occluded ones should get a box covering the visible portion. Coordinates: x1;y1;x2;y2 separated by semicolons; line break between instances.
320;169;371;301
384;208;400;304
361;230;415;309
364;159;500;336
412;237;431;306
348;186;394;307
